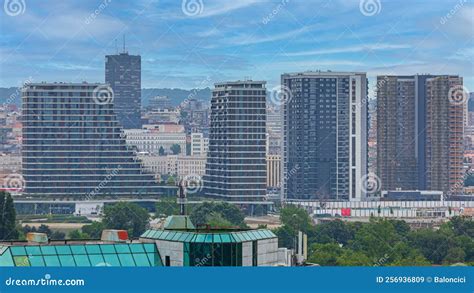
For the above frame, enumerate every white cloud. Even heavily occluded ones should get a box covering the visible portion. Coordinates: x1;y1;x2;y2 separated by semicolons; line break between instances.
228;25;318;46
192;0;261;18
283;43;412;57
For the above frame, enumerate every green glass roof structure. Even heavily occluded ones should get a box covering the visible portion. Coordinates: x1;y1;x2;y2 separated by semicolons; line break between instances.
0;243;162;267
140;229;276;243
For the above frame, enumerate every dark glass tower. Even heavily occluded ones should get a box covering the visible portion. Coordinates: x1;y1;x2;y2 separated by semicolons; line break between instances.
203;81;267;202
22;83;161;197
282;72;368;201
105;52;142;129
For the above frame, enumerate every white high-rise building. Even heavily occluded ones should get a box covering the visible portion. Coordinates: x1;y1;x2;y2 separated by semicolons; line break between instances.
190;133;209;156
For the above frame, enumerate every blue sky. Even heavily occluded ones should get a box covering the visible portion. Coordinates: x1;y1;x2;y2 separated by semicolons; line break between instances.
0;0;473;97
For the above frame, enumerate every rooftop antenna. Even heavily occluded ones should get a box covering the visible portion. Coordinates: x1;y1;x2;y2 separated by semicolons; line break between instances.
122;34;126;54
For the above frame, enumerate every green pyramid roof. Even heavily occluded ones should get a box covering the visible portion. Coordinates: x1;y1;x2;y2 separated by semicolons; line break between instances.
163;215;195;230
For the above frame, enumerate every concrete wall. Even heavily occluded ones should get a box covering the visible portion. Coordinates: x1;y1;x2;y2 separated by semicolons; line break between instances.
154;240;183;266
256;238;279;266
242;242;253;266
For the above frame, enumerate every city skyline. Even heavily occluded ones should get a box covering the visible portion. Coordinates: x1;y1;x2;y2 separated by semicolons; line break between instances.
0;0;472;98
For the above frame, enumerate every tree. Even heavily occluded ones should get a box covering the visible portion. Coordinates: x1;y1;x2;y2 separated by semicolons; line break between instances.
51;231;66;240
170;144;181;155
68;230;90;240
443;247;466;265
308;243;343;266
166;175;176;186
336;250;372;266
408;228;454;264
102;202;150;238
190;202;246;227
159;146;165;156
81;221;105;239
207;212;232;227
37;224;52;235
279;205;313;234
273;225;297;249
448;216;474;238
350;219;402;260
155;197;179;217
313;220;354;245
0;192;18;240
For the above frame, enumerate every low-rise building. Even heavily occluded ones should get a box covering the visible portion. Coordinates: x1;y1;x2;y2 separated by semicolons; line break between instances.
0;217;290;267
138;154;206;180
125;128;186;155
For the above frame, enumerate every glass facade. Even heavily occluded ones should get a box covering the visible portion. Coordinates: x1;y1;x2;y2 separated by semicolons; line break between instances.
141;229;276;243
0;243;162;267
22;83;162;197
282;72;367;201
105;53;142;129
141;229;276;267
204;81;267;201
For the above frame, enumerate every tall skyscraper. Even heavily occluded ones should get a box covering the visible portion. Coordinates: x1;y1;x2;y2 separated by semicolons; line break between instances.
22;83;161;197
282;71;368;201
376;75;419;191
203;81;267;202
105;51;142;129
376;75;465;196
